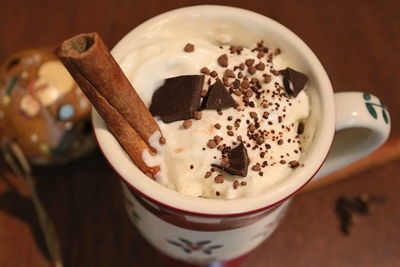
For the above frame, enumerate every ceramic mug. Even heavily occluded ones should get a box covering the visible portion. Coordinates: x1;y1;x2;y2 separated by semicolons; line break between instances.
92;5;391;267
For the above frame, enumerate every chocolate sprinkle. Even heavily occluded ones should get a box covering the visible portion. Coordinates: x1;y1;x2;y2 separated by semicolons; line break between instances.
248;66;256;75
201;79;237;109
279;68;308;97
194;111;202;120
183;120;192;129
184;43;195;52
297;122;305;134
150;75;204;123
252;164;261;171
245;59;255;66
232;79;240;89
224;69;235;78
214;175;225;183
207;139;217;148
289;160;299;168
200;67;210;75
255;62;265;71
218;54;228;67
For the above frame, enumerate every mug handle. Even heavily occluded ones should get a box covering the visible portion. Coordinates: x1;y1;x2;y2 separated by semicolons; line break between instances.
313;92;391;180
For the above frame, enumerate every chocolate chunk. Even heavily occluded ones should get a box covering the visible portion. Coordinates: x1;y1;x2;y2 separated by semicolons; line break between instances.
201;79;237;109
213;142;250;177
150;75;204;123
279;68;308;97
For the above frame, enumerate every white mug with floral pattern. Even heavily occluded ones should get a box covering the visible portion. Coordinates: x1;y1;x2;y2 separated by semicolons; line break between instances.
92;5;391;267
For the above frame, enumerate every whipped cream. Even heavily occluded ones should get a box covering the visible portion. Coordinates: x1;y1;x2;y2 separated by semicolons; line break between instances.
118;38;309;199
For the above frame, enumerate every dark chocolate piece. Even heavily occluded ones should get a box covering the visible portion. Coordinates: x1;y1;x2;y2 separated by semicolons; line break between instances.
213;142;250;177
201;79;237;110
279;68;308;97
150;75;204;123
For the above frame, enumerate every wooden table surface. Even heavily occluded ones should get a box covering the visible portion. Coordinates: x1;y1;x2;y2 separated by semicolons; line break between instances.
0;0;399;266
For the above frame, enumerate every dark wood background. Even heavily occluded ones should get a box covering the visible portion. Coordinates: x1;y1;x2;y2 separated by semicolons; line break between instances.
0;0;399;266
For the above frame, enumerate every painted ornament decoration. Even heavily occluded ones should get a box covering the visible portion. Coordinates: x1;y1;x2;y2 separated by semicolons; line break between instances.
0;47;95;164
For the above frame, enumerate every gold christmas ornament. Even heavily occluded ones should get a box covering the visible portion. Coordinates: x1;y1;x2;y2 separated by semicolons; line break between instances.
0;47;95;164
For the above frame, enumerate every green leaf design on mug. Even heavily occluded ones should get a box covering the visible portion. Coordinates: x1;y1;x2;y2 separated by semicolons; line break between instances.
365;103;378;119
382;108;389;124
363;93;389;124
363;93;371;101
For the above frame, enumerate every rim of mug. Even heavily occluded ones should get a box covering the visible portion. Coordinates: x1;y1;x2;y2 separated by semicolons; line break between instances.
92;5;335;216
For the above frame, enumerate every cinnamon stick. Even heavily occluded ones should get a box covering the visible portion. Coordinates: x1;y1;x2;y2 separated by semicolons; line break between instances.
55;33;160;178
55;32;161;148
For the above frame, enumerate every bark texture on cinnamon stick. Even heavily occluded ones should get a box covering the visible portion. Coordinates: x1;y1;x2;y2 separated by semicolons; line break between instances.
55;32;161;147
55;32;160;178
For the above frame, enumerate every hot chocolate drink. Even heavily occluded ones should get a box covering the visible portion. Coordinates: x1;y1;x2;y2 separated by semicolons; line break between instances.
117;36;310;199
